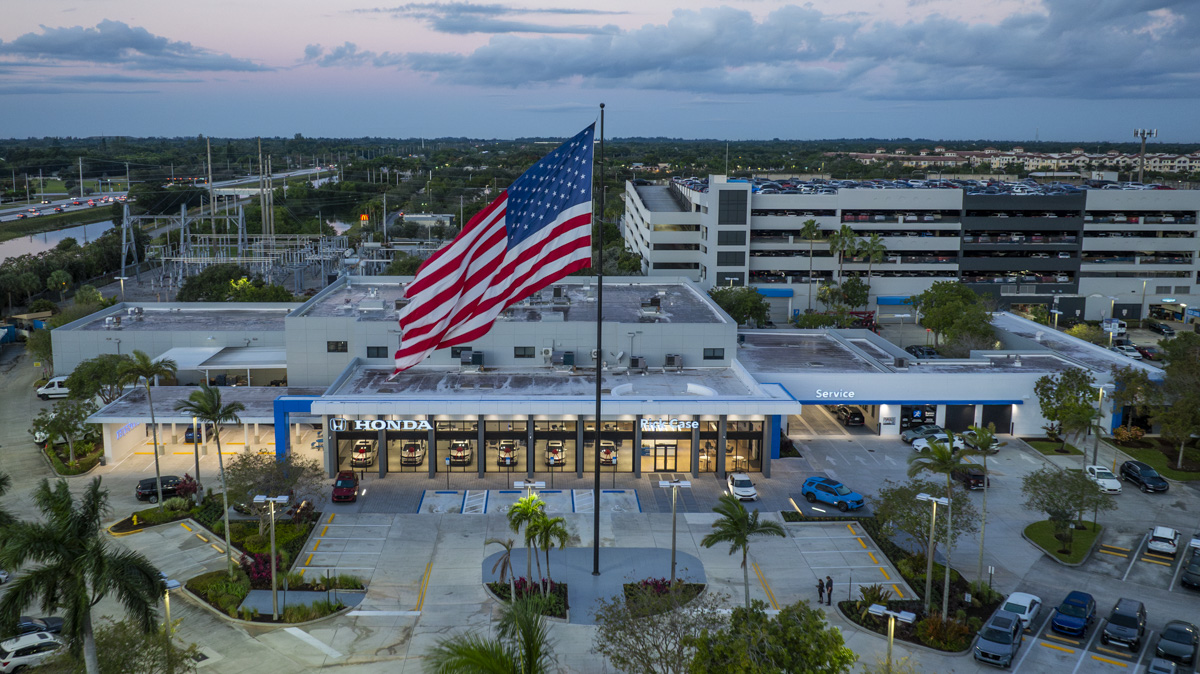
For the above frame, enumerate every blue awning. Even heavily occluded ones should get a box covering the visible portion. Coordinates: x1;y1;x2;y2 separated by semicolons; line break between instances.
876;296;914;306
755;287;793;298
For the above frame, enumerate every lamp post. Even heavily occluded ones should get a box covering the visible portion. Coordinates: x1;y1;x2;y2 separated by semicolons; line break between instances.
916;492;949;615
1134;128;1157;185
115;276;129;302
868;604;916;674
191;415;202;505
1092;385;1113;467
253;494;290;620
658;480;691;585
1050;309;1062;330
514;480;544;500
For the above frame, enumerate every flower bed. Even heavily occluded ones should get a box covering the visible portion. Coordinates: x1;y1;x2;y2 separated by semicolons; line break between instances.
44;443;103;476
622;578;705;617
486;577;568;619
109;497;207;533
1023;438;1083;456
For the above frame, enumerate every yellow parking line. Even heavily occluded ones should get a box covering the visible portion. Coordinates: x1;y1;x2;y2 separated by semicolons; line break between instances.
892;584;904;598
1041;642;1075;653
868;552;879;564
1140;557;1171;566
210;544;223;553
879;567;890;580
305;553;313;566
1099;549;1128;558
172;452;193;455
1091;655;1129;667
751;562;779;611
312;540;320;551
322;526;328;537
1095;646;1134;659
1045;633;1082;646
298;568;305;576
1143;551;1174;561
328;513;336;524
414;562;433;611
856;537;867;549
180;523;192;532
195;534;208;543
133;452;154;455
845;523;856;534
1101;544;1130;552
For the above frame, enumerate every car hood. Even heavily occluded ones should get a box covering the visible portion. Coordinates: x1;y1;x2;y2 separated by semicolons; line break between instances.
1095;478;1121;490
332;486;356;496
1054;611;1088;629
1157;638;1194;657
1145;476;1169;488
730;486;756;497
976;637;1015;655
1106;623;1140;639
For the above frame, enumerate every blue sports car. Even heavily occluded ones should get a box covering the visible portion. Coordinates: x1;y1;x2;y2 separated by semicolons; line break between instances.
801;477;865;512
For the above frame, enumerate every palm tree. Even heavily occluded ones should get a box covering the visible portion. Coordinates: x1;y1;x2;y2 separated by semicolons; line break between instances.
0;477;164;674
700;493;786;609
487;537;517;602
424;595;556;674
858;232;887;297
120;350;178;513
507;495;546;590
828;224;859;285
798;219;823;313
907;437;981;618
966;424;1006;587
0;472;16;529
531;516;569;593
174;382;245;579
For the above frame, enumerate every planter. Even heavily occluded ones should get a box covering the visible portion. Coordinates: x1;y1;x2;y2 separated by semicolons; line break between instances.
482;582;569;623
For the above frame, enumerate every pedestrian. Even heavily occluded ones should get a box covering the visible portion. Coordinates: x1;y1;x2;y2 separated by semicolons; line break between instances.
826;576;833;606
816;577;825;605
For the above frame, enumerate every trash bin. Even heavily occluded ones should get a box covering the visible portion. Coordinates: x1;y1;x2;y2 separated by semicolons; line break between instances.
99;456;106;466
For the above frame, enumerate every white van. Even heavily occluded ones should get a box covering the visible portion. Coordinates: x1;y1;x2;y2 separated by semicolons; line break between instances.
35;376;70;400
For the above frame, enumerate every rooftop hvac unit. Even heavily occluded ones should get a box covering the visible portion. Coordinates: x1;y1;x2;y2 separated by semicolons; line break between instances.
894;357;908;368
104;316;115;329
630;356;647;370
394;298;410;311
542;347;554;358
112;315;122;329
665;354;683;370
460;350;484;369
552;286;564;298
551;351;575;367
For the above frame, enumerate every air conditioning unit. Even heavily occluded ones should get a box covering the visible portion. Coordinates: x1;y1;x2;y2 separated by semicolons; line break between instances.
541;347;554;358
630;356;647;370
665;354;682;370
895;357;909;368
590;349;599;359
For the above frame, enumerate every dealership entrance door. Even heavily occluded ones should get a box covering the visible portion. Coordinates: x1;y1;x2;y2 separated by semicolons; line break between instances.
650;440;677;472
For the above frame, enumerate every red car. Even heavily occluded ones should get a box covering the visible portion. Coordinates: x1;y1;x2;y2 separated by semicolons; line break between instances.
53;207;63;213
1135;345;1162;361
331;471;358;502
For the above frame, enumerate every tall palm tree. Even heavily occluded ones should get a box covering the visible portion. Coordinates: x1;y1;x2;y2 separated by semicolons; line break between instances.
858;233;887;299
531;516;569;593
0;472;16;529
700;493;786;609
174;382;245;578
507;495;546;590
425;595;556;674
828;224;859;285
120;350;178;512
966;424;1006;587
907;437;981;618
486;537;517;602
798;219;824;313
0;478;164;674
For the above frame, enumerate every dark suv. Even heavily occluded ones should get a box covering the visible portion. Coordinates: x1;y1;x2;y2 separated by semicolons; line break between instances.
1121;460;1169;493
836;405;865;426
135;475;181;503
1148;321;1176;337
1101;598;1147;650
952;464;990;490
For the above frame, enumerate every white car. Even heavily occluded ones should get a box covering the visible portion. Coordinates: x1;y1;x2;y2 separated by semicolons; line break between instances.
912;433;966;452
1000;591;1042;630
1085;465;1122;494
727;473;759;501
1111;345;1142;360
1147;526;1181;556
0;632;62;673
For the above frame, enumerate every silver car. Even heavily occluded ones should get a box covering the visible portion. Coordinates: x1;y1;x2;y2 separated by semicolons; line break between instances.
974;609;1024;668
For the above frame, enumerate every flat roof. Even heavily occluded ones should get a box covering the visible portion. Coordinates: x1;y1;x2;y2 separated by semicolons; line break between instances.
73;305;289;333
634;185;688;212
90;386;324;424
736;333;883;373
990;312;1164;377
298;278;726;325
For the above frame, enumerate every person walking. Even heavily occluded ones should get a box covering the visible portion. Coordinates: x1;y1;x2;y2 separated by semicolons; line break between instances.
816;577;825;605
825;575;833;605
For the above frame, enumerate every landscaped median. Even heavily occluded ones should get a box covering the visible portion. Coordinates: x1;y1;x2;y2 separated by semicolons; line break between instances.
1023;438;1084;456
1022;519;1103;565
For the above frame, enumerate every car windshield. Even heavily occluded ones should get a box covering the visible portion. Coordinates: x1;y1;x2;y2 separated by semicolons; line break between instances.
732;478;753;488
335;479;355;488
1109;613;1140;628
833;484;852;496
1058;602;1088;618
1163;626;1194;643
1002;601;1027;614
980;627;1013;644
1094;470;1115;480
1141;467;1161;478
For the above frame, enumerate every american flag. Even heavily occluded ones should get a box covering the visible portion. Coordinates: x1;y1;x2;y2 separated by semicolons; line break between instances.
392;124;595;373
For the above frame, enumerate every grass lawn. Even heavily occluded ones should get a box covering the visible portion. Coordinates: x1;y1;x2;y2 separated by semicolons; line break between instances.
1024;439;1083;456
1110;441;1200;482
1025;520;1102;564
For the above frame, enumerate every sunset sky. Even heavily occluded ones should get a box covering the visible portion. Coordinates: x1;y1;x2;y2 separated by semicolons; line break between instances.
1;0;1196;141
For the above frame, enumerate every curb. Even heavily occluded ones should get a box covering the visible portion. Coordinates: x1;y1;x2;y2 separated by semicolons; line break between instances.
178;584;355;628
1020;523;1104;567
832;601;973;657
106;514;200;540
36;443;103;478
481;582;569;624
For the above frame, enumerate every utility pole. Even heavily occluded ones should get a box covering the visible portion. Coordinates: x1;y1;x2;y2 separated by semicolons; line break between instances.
207;137;216;236
38;169;43;200
1134;128;1157;184
78;159;83;198
257;138;266;236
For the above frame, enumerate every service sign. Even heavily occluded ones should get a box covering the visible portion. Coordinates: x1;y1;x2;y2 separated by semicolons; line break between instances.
329;418;433;432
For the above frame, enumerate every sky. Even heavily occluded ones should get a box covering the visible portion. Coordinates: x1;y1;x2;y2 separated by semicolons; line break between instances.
1;0;1198;143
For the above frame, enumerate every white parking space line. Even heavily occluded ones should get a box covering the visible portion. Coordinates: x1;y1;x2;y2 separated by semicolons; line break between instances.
283;627;343;659
347;610;421;616
1011;632;1039;673
1121;533;1149;581
1068;627;1102;674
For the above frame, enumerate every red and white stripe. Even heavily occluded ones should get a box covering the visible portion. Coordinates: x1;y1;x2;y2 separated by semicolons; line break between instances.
392;193;591;373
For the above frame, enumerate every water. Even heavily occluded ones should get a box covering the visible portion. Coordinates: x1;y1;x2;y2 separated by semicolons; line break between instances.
0;220;115;261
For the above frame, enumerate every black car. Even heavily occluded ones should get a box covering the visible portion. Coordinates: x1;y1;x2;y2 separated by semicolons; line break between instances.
905;345;940;359
1101;598;1147;650
134;476;181;503
952;465;990;490
835;405;865;426
13;616;64;637
1120;460;1169;493
1181;539;1200;590
1156;621;1199;666
1148;321;1176;337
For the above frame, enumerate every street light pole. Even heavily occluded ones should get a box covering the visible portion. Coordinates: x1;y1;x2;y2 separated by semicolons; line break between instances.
658;480;691;585
868;604;916;674
254;495;290;620
916;493;949;615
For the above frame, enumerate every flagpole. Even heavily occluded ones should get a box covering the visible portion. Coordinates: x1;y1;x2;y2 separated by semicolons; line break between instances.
593;103;605;577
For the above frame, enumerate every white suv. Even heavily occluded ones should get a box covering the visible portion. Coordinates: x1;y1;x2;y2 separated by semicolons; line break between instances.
0;632;62;672
1147;526;1181;557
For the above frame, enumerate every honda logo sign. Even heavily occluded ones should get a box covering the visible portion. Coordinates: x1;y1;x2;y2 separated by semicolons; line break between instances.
328;418;433;432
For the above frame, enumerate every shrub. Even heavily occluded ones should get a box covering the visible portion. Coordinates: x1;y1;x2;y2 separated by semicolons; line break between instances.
281;599;344;623
334;574;364;590
163;497;190;513
1113;425;1145;444
238;553;284;589
915;614;971;651
176;474;199;500
855;584;894;622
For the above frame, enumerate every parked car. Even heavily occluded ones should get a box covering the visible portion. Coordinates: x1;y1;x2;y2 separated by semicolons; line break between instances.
904;345;940;359
1136;345;1163;361
1085;465;1122;494
1000;591;1041;630
1101;598;1147;650
1050;591;1096;636
901;424;943;444
598;439;617;466
974;609;1025;668
1111;345;1143;359
350;439;376;467
1180;536;1200;590
1156;621;1199;666
1148;526;1181;556
1121;460;1169;492
961;429;1001;453
331;471;358;503
1148;321;1176;336
912;432;966;452
1148;658;1178;674
10;616;64;638
952;464;989;490
727;473;759;501
0;632;62;673
35;376;70;400
448;440;472;466
835;405;865;426
545;440;566;467
134;475;181;503
497;439;520;467
183;423;214;443
800;476;864;511
398;442;426;466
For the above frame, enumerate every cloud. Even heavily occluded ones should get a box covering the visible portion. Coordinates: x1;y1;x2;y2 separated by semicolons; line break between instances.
391;1;1200;101
354;2;625;34
0;20;269;72
301;42;404;68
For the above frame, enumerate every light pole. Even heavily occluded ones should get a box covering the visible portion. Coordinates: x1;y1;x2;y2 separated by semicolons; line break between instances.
868;604;916;674
514;480;544;500
1050;309;1062;330
1133;128;1157;185
116;276;129;302
916;492;949;615
160;572;181;634
253;494;289;620
1091;385;1113;467
1139;279;1149;325
658;480;691;585
191;415;201;504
